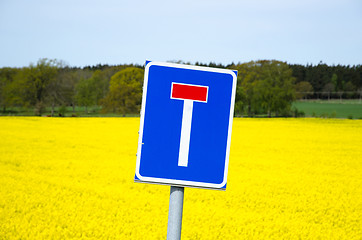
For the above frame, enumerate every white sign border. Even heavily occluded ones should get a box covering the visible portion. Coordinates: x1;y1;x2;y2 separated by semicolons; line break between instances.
135;61;237;190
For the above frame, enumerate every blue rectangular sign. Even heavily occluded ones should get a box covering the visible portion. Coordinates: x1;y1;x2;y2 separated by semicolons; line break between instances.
135;61;237;190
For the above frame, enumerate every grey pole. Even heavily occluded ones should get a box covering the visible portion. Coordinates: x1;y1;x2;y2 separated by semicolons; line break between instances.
167;186;185;240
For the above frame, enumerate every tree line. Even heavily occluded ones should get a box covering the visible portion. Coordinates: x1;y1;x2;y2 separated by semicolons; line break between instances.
0;59;361;117
290;63;362;100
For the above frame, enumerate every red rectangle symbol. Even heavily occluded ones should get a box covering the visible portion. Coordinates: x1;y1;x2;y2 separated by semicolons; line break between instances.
171;83;208;102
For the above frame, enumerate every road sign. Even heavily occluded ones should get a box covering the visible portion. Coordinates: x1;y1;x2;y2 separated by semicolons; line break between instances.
135;61;237;190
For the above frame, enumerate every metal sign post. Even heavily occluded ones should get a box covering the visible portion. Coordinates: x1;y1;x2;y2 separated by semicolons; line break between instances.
167;186;184;240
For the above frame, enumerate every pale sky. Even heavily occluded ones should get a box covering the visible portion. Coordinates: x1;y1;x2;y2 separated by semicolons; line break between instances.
0;0;361;68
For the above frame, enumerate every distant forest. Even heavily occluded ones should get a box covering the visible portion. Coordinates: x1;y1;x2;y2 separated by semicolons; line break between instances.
0;59;361;117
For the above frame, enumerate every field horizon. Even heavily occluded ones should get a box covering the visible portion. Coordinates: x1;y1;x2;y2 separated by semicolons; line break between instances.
1;99;362;119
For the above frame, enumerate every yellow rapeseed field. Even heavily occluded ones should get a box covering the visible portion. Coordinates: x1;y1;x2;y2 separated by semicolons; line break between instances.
0;117;361;239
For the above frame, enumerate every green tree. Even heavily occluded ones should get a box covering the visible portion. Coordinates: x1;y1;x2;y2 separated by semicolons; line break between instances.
331;73;338;91
45;64;80;116
89;70;109;104
54;69;79;113
234;61;261;116
255;60;296;116
68;69;93;112
0;68;18;112
322;82;335;100
26;59;62;115
101;67;144;114
295;81;314;99
344;81;356;98
6;68;35;109
234;86;246;116
235;60;296;117
75;77;96;113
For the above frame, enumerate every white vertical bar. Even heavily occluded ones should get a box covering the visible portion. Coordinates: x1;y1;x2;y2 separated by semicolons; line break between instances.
178;99;193;167
167;186;184;240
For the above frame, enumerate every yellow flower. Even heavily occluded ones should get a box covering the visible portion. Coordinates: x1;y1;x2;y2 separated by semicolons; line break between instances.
0;117;361;239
